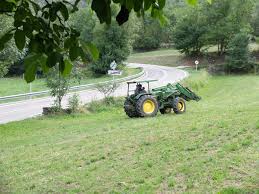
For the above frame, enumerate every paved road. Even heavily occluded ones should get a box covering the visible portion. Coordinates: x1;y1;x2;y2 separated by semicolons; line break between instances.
0;63;188;124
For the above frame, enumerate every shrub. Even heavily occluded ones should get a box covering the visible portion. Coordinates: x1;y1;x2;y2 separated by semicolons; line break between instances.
96;82;120;98
68;93;81;113
226;32;252;73
46;66;70;110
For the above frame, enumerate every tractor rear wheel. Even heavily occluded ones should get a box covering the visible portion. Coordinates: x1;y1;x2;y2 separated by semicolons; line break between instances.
160;107;172;114
173;97;186;114
124;99;138;118
136;95;158;117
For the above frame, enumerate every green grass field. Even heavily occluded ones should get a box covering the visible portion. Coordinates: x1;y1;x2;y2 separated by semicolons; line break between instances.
0;68;141;97
127;49;184;67
1;71;258;193
128;42;259;67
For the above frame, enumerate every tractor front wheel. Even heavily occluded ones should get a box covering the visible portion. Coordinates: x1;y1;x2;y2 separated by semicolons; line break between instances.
172;97;186;114
136;95;158;117
124;99;138;118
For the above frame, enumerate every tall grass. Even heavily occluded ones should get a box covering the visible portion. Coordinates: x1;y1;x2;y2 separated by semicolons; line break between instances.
181;69;210;91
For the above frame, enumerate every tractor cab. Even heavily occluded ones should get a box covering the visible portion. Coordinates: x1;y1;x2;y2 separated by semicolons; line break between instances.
126;80;157;96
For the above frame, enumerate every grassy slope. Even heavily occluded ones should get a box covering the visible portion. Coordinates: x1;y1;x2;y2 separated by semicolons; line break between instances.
0;68;141;97
127;49;184;67
128;42;259;67
0;72;258;193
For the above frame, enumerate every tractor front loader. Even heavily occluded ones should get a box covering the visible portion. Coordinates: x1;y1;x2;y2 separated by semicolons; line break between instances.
124;80;201;118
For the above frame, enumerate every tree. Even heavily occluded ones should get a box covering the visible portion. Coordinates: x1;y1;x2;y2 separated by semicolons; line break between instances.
46;66;70;110
226;32;252;72
133;16;163;50
251;2;259;37
203;0;254;55
0;0;211;82
0;15;24;77
91;20;131;74
172;8;208;55
69;6;96;43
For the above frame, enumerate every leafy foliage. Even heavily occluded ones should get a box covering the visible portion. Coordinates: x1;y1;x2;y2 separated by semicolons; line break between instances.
0;15;24;77
0;0;212;82
91;20;131;74
173;8;208;55
68;93;81;113
0;0;98;83
46;66;70;110
251;2;259;37
133;16;163;50
226;32;252;72
203;0;254;55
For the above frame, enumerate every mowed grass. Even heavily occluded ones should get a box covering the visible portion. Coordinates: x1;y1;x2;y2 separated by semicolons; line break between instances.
127;49;184;67
0;73;259;193
0;68;141;97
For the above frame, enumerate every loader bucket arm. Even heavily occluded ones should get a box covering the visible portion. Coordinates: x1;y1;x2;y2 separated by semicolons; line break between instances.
176;83;201;101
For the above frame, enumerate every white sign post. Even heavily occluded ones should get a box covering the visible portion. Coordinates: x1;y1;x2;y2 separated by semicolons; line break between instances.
195;60;199;71
108;61;122;84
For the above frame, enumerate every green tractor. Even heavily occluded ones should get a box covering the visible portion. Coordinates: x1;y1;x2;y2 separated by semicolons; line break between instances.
124;80;201;118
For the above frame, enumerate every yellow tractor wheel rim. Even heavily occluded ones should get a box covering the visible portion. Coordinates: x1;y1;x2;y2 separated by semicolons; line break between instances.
178;101;185;111
143;100;155;114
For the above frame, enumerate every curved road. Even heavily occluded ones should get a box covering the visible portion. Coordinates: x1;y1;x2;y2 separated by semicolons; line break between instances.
0;63;188;124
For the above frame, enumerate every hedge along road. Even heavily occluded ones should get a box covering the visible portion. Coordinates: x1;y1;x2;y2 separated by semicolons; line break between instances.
0;63;188;124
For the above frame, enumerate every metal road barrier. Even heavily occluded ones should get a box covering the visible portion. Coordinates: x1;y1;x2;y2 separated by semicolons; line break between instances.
0;69;145;101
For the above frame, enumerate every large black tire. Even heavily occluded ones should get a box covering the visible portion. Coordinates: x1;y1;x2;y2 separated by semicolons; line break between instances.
160;107;172;114
172;97;186;114
136;95;158;117
124;99;138;118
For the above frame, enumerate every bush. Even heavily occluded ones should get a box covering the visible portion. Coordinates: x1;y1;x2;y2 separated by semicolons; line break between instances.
226;32;252;73
96;82;120;98
68;93;81;113
46;66;70;110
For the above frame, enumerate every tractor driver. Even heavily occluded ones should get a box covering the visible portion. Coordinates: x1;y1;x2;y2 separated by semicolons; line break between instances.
135;83;146;94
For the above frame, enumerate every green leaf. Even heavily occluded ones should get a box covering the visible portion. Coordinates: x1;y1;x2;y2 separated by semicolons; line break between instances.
91;0;111;24
47;52;62;67
14;6;26;21
133;0;143;12
29;0;40;14
116;5;130;26
59;2;69;21
64;37;73;49
0;32;13;51
144;0;152;10
0;1;16;12
81;41;99;61
25;53;47;83
125;0;134;10
69;46;80;61
158;0;165;9
14;29;26;50
186;0;197;5
62;59;73;76
207;0;212;4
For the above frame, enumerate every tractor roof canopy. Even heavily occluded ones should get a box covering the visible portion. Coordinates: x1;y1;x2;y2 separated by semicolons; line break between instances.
127;80;157;84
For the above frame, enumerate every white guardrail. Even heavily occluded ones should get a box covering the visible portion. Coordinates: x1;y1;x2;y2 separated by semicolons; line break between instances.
0;69;145;101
